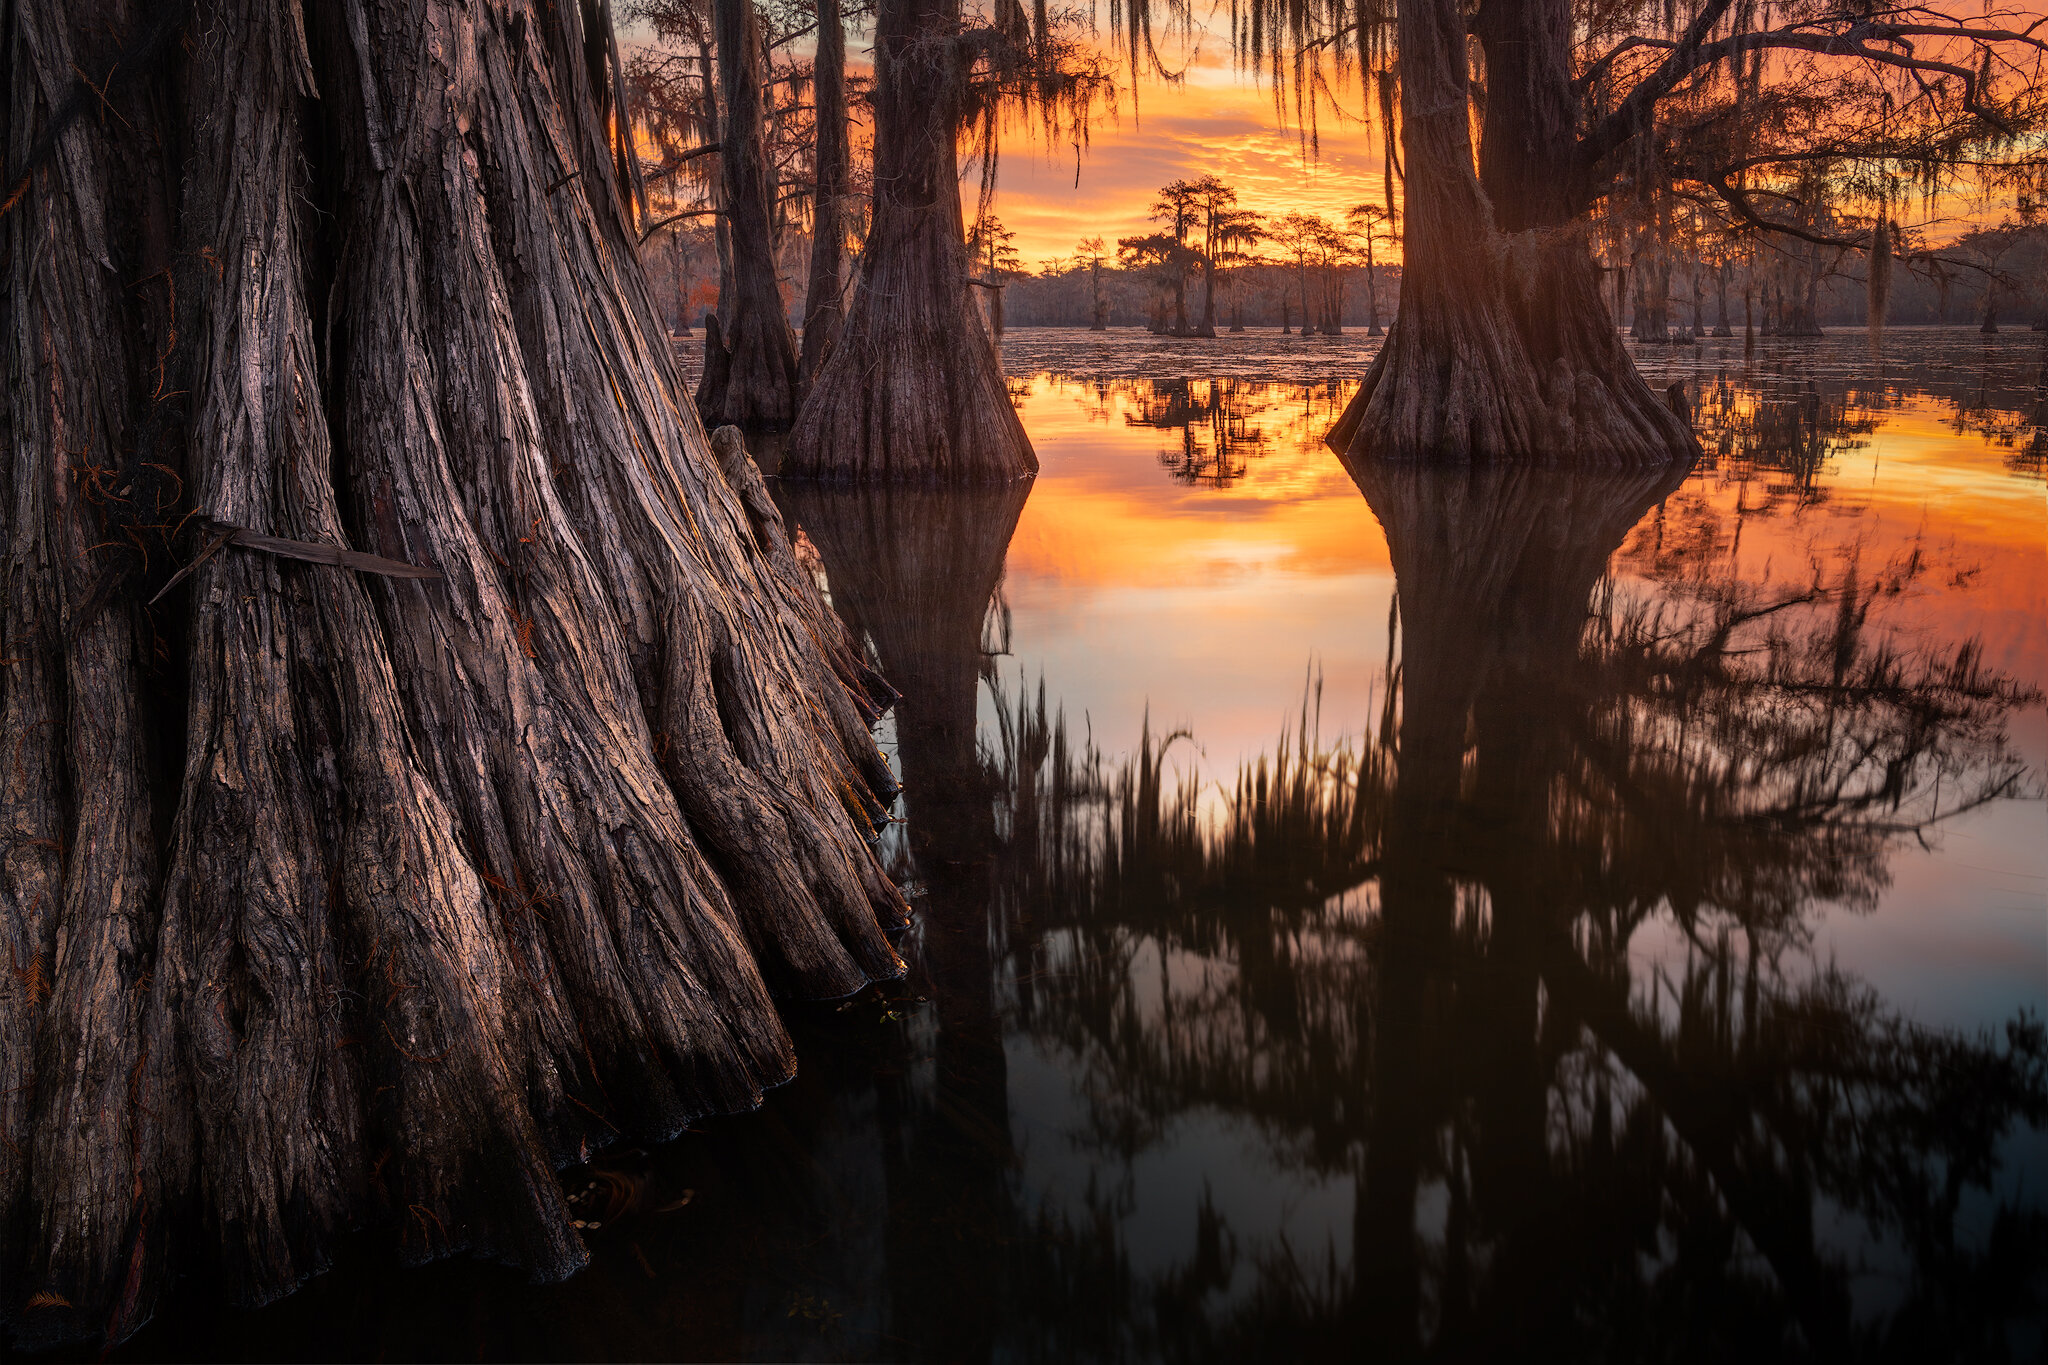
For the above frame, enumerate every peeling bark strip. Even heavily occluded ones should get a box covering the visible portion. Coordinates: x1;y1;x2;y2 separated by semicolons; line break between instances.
197;520;443;579
2;0;905;1346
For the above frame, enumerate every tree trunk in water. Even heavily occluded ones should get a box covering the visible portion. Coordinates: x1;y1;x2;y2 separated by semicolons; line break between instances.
781;0;1033;481
1714;261;1733;337
2;0;906;1345
1982;293;2000;334
1780;248;1823;337
670;232;694;336
697;0;799;427
1328;0;1695;465
798;0;848;391
1631;251;1670;341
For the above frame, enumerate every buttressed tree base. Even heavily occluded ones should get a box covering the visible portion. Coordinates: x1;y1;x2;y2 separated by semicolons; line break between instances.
1;0;906;1346
782;0;1041;483
1329;0;1700;466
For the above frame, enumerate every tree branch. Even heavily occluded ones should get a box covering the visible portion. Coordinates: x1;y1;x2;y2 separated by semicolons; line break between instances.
1704;168;2012;281
638;207;720;242
1578;15;2038;186
642;143;721;184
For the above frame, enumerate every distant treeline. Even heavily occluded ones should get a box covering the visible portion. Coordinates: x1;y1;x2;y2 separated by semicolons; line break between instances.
997;261;1407;331
641;223;2048;337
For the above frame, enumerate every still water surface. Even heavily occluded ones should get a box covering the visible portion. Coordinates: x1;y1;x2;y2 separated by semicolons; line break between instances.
118;329;2048;1361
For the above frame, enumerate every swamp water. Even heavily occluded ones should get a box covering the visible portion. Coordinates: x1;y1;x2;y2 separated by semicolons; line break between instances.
111;330;2048;1361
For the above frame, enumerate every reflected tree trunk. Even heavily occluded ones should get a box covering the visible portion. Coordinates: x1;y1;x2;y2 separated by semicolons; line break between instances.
1349;451;1861;1357
1347;455;1691;1349
781;482;1031;1360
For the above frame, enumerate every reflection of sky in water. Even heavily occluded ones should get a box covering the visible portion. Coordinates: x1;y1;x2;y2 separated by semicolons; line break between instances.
979;330;2048;1350
995;351;2046;1031
128;331;2048;1360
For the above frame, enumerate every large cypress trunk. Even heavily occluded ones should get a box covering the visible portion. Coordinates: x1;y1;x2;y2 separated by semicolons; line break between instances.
797;0;848;391
1328;0;1696;466
2;0;906;1345
696;0;800;426
780;0;1035;482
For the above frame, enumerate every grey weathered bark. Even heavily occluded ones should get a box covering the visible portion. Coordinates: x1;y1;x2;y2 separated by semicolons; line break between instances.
1329;0;1696;465
3;0;903;1345
696;0;800;427
798;0;848;391
781;0;1036;482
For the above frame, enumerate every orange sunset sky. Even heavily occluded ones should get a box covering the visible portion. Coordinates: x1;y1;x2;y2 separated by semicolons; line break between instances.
628;10;2026;272
983;35;2020;267
987;45;1395;267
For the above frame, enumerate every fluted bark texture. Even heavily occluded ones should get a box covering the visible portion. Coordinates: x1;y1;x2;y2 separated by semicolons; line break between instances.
1;0;905;1347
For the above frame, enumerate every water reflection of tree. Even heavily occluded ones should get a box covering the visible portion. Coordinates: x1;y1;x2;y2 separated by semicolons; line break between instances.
1984;350;2048;481
1688;371;1876;506
781;481;1032;1363
992;462;2045;1360
1637;336;2048;490
1051;376;1353;486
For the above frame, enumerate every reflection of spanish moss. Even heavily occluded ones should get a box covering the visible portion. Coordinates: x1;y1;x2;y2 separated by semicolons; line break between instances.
2012;428;2048;480
984;460;2044;1359
2001;351;2048;481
